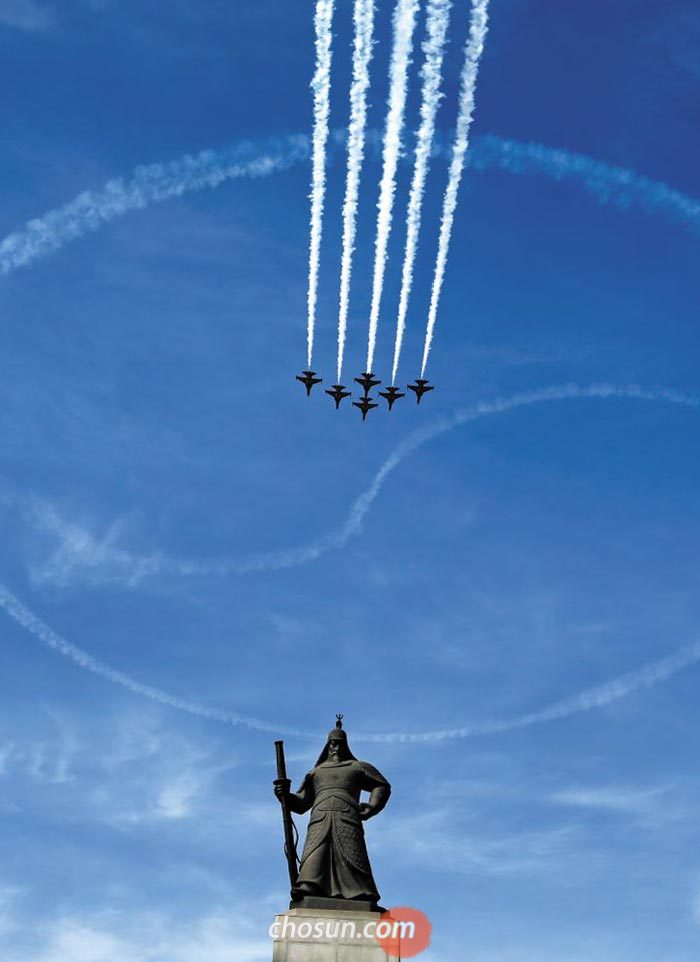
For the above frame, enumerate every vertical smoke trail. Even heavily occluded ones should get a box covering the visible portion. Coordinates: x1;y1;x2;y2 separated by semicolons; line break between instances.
366;0;420;374
307;0;336;369
420;0;490;376
336;0;376;382
391;0;452;385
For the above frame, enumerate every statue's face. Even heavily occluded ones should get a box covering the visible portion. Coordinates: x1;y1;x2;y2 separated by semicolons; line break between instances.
328;739;343;761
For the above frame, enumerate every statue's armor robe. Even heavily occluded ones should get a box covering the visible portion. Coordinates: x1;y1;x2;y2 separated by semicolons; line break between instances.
288;759;391;902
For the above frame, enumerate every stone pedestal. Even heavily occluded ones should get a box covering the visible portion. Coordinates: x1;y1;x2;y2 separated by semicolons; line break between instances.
271;907;401;961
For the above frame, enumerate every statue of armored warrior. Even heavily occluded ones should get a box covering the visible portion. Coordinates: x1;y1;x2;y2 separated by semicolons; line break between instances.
273;716;391;907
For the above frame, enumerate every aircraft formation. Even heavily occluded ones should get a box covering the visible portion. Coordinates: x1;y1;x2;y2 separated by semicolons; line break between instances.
296;369;433;420
296;0;490;423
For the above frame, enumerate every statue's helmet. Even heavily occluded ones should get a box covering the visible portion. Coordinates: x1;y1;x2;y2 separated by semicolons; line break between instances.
315;714;356;765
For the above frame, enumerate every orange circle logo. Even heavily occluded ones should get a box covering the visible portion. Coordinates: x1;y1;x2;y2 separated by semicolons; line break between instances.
375;906;432;958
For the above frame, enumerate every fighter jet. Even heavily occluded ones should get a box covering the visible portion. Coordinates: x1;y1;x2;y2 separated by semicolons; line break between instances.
325;384;351;409
407;378;434;404
354;371;381;396
378;386;405;411
353;395;378;421
296;370;322;396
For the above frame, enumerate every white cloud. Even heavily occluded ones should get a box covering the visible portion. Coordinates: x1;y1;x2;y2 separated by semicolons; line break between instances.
0;0;54;31
551;785;669;818
692;889;700;925
154;772;204;820
379;807;584;876
0;885;25;939
2;909;271;962
24;500;160;589
0;710;77;785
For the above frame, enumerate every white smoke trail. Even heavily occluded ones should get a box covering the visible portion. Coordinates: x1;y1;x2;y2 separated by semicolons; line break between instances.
23;384;699;587
307;0;336;368
0;137;310;276
3;383;698;743
336;0;376;382
366;0;420;374
391;0;452;385
0;581;314;738
2;576;699;746
2;133;699;282
467;134;700;235
360;640;700;743
421;0;490;376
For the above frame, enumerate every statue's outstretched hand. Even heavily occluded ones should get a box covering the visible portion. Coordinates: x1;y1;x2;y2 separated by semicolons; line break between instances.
274;778;290;802
359;803;374;820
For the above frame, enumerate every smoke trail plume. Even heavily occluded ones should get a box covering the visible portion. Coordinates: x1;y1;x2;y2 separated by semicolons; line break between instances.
25;384;698;587
4;384;698;744
336;0;376;382
0;137;309;276
421;0;490;376
0;582;314;737
366;0;420;374
391;0;452;385
467;134;700;236
3;132;699;283
361;640;700;743
3;576;699;746
306;0;336;368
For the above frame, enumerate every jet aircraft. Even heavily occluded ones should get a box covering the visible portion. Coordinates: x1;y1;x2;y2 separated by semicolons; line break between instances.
325;384;352;409
378;386;405;411
353;395;378;421
296;370;322;396
354;371;381;396
407;378;434;404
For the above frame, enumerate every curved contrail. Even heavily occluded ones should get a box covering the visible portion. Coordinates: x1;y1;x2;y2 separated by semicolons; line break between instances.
4;385;699;746
366;0;420;374
0;582;313;738
391;0;452;385
421;0;490;376
2;579;700;744
361;639;700;743
2;133;699;281
0;136;310;276
336;0;376;382
23;384;700;585
306;0;336;368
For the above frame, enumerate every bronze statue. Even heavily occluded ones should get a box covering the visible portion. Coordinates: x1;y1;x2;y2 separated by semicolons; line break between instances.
274;715;391;909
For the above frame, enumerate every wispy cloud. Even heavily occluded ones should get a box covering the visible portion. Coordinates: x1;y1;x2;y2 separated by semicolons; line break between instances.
0;886;24;940
23;500;160;589
692;889;700;925
0;709;77;785
1;907;271;962
550;784;670;819
381;806;583;876
0;0;54;31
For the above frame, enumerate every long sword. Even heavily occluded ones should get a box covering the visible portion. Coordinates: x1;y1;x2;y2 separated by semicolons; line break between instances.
274;740;299;888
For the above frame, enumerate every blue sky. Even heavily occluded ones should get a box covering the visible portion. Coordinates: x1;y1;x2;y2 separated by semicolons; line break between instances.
1;0;700;959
